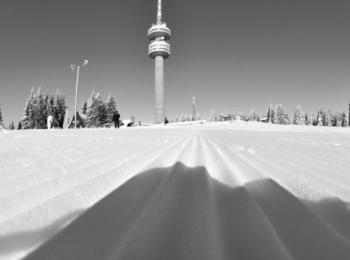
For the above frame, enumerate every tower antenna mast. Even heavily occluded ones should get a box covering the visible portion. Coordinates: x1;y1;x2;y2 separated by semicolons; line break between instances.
157;0;162;24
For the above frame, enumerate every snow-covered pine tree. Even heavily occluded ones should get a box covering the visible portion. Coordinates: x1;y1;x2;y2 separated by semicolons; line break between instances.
316;109;325;126
96;93;107;126
335;112;342;127
304;113;311;125
293;104;305;125
35;87;47;129
348;100;350;126
32;87;40;129
274;104;280;124
304;113;308;125
86;91;107;127
0;103;3;128
9;121;15;130
105;94;118;125
86;91;95;127
324;110;332;126
271;105;277;123
22;101;30;129
309;114;316;126
17;121;22;130
330;111;337;126
341;112;348;127
69;112;86;128
274;104;289;125
269;104;272;123
266;105;272;123
22;88;36;129
31;87;39;129
284;112;291;125
52;91;66;128
46;95;52;116
57;94;66;128
247;109;258;121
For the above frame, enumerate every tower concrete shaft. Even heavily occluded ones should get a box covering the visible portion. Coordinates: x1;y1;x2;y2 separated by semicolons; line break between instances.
155;56;164;123
148;0;171;124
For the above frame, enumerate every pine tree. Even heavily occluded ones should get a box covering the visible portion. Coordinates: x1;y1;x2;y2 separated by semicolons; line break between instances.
35;87;47;129
341;112;348;127
304;113;311;125
293;105;305;125
52;91;66;128
335;112;342;127
17;121;22;130
86;91;107;127
86;92;93;127
9;121;15;130
271;105;276;123
96;93;107;126
330;111;337;126
310;114;316;126
86;91;96;127
274;104;289;125
69;112;86;128
105;94;118;124
247;109;258;121
348;100;350;127
31;88;39;128
267;105;271;123
57;94;66;128
316;109;325;126
22;88;36;129
46;95;54;117
328;110;334;126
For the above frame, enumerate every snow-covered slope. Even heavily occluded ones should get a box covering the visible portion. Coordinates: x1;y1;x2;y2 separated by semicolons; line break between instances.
1;123;350;259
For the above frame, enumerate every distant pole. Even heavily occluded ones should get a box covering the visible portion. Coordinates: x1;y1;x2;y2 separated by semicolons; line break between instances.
192;96;196;121
74;66;80;129
71;60;88;129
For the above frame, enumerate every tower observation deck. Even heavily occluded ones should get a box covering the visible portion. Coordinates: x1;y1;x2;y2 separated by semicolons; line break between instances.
148;0;171;124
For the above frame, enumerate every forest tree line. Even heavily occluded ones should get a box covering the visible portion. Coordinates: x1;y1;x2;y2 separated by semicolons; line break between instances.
1;90;350;129
0;87;120;130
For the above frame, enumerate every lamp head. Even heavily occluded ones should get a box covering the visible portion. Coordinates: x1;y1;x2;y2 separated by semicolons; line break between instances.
83;59;88;66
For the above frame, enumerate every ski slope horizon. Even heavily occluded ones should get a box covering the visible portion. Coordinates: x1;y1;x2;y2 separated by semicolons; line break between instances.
1;121;350;259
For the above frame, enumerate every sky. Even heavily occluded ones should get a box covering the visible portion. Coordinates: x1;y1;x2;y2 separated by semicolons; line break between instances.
0;0;349;124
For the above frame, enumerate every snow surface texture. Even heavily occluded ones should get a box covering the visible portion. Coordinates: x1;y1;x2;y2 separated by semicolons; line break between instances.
0;121;350;259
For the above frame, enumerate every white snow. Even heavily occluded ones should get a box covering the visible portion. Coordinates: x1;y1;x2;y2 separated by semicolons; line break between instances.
1;122;350;259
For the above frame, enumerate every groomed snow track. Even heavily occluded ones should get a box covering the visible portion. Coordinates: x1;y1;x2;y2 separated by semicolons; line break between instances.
1;123;350;259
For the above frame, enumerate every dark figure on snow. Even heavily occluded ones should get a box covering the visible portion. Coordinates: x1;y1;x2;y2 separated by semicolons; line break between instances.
113;112;120;128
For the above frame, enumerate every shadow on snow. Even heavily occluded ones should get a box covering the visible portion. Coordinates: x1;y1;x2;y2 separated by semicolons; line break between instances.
6;162;349;260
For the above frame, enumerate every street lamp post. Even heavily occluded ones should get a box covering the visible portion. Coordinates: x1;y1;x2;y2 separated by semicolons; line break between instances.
71;60;88;128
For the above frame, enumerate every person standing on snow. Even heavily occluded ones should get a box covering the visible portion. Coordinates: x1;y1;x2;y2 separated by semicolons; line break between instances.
113;111;120;128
